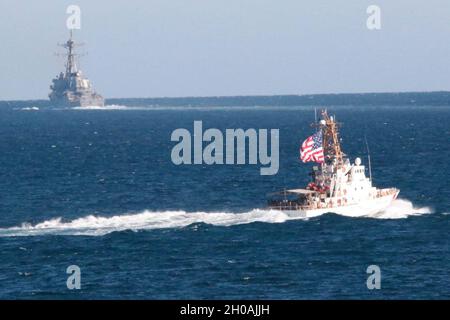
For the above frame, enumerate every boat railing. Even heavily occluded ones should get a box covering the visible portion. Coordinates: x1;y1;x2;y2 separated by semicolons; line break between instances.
268;200;313;211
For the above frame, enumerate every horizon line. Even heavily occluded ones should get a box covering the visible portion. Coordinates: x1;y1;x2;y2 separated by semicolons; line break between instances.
2;90;450;103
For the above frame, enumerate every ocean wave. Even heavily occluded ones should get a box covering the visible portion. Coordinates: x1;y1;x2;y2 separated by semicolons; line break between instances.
19;106;40;111
0;199;433;237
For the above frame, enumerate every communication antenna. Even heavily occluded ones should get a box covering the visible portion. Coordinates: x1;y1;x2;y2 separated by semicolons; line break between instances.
314;107;317;123
364;135;372;182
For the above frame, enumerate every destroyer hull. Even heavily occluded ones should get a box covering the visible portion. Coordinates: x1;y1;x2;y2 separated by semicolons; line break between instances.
279;190;399;218
50;94;104;108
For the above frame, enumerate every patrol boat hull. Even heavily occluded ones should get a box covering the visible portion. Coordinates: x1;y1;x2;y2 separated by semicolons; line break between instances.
279;189;399;219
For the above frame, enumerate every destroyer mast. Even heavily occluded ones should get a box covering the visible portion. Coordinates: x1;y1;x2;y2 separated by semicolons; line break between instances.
64;30;78;76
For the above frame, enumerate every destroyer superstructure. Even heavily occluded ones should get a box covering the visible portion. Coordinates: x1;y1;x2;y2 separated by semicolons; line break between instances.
268;110;399;218
49;31;104;107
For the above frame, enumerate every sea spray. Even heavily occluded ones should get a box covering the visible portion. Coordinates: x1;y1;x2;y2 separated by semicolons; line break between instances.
0;199;432;237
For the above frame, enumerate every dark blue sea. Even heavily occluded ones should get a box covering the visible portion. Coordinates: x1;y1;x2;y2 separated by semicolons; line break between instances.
0;100;449;299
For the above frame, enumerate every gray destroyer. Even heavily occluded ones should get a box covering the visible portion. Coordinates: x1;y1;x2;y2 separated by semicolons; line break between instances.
49;31;104;107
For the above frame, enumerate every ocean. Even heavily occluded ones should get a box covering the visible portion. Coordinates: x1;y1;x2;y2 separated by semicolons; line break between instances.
0;98;448;299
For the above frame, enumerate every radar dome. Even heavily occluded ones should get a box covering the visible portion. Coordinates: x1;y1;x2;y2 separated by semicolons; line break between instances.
320;120;326;125
355;157;361;166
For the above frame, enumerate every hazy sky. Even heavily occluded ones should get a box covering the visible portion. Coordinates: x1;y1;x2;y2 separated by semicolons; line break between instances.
1;0;450;100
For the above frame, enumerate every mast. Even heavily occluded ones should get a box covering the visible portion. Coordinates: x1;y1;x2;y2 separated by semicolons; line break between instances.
320;110;344;166
60;30;82;76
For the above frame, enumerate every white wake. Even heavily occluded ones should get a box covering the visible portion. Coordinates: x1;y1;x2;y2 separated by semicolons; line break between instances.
368;199;432;219
0;199;433;237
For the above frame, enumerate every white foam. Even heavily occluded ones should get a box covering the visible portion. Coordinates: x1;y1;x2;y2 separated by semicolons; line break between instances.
368;199;432;219
0;199;433;237
20;106;39;111
0;209;293;237
72;104;130;110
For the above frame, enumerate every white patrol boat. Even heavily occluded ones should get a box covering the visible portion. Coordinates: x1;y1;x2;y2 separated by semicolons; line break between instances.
268;110;399;218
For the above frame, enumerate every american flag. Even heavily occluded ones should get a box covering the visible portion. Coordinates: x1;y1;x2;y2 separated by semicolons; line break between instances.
300;131;324;163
